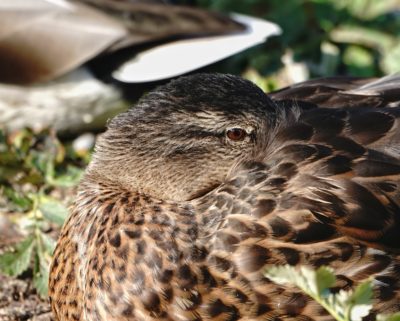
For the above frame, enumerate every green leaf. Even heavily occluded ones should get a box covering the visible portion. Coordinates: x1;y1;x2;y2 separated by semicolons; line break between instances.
0;235;35;276
264;264;297;285
349;280;373;306
265;265;335;298
49;165;83;187
40;232;56;255
348;281;374;321
316;266;336;295
265;265;374;321
2;187;33;211
378;313;400;321
298;266;319;295
33;250;50;298
33;231;56;298
39;196;68;226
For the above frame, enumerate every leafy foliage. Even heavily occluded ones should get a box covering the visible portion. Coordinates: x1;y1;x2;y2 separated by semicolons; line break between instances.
0;128;88;297
0;235;35;277
179;0;400;82
265;265;400;321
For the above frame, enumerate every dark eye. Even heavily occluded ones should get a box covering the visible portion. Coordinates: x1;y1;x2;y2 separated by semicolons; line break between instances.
226;128;247;141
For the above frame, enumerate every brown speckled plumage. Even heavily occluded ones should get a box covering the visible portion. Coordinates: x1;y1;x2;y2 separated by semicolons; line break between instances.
49;73;400;321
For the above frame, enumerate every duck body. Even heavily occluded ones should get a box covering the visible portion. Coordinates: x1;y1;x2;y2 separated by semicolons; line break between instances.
49;74;400;321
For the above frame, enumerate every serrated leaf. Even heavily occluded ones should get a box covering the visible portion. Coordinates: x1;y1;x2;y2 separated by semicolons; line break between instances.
33;231;55;298
40;232;56;255
316;266;336;295
326;290;348;319
33;250;50;298
265;265;298;286
265;265;376;321
300;266;320;295
347;280;373;321
39;196;68;226
349;280;373;306
0;235;35;276
265;265;322;297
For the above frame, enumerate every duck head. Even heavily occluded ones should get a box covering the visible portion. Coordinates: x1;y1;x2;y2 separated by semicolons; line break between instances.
87;73;278;201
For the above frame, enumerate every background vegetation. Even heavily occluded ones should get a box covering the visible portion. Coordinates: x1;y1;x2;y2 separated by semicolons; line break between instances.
181;0;400;90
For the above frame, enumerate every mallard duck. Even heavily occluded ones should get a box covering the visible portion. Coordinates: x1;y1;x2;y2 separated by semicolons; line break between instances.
49;73;400;321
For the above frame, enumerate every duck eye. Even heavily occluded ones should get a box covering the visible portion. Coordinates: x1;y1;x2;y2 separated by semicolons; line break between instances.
226;128;247;141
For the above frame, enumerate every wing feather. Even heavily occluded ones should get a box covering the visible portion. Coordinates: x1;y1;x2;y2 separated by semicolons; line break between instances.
194;104;400;318
269;73;400;109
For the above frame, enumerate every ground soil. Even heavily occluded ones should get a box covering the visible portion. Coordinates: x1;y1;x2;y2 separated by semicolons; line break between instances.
0;274;52;321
